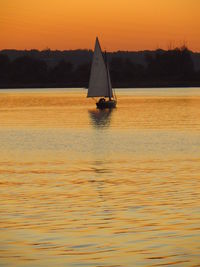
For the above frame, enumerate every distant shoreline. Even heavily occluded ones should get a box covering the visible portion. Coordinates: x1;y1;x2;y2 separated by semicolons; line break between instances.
1;81;200;90
1;47;200;90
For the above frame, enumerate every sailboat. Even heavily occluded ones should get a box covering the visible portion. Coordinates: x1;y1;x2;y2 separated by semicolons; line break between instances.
87;37;117;109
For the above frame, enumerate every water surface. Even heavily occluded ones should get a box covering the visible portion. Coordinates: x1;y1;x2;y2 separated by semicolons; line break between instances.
0;88;200;266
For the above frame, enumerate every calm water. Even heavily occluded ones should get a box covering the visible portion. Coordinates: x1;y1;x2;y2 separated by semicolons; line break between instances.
0;88;200;267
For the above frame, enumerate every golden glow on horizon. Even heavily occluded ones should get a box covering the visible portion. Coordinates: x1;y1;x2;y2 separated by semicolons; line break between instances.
0;0;200;51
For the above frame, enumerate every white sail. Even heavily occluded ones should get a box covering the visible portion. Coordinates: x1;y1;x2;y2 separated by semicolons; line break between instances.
87;37;113;98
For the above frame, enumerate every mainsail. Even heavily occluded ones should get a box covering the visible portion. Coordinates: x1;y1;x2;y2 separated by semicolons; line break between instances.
87;37;113;98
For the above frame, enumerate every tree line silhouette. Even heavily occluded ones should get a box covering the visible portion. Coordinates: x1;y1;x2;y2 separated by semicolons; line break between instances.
0;46;200;88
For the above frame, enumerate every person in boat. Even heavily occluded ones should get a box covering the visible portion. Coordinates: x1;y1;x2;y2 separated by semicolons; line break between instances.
98;98;106;103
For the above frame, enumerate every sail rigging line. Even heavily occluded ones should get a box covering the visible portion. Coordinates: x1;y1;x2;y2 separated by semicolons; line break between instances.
105;50;113;100
113;88;117;101
101;45;112;100
104;51;111;100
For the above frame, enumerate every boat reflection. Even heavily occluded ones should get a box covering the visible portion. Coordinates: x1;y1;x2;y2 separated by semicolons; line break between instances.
88;109;113;128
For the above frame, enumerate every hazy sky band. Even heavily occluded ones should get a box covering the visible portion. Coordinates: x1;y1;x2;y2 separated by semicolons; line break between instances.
0;0;199;51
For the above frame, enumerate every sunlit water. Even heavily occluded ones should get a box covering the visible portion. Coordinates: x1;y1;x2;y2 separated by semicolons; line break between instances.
0;88;200;267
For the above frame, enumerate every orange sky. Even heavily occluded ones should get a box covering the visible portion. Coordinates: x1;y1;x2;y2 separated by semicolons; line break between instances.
0;0;200;51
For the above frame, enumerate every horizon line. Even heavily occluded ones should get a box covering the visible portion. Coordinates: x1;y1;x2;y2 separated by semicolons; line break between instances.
1;47;200;53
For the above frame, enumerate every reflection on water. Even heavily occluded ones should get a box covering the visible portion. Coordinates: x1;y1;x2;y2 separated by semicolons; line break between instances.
0;88;200;267
89;109;113;128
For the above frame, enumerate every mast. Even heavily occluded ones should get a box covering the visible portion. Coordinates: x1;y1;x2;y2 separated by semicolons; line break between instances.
104;51;112;101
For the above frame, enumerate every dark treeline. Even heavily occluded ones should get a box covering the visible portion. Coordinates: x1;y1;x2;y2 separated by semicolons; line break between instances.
0;47;200;88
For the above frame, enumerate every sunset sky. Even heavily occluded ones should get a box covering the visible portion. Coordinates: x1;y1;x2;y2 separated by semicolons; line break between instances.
0;0;200;51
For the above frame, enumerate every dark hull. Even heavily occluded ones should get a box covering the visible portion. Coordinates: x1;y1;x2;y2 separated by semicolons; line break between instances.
96;100;117;109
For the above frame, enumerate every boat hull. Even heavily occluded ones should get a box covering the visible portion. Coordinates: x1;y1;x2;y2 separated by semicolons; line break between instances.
96;99;117;109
